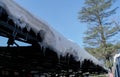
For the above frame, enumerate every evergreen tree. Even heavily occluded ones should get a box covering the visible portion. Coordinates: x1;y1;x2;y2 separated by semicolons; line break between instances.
78;0;120;67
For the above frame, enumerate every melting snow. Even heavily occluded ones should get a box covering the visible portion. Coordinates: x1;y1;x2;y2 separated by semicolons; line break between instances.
0;0;103;66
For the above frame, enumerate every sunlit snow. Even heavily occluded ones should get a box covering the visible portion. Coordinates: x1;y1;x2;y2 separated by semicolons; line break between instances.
0;0;103;66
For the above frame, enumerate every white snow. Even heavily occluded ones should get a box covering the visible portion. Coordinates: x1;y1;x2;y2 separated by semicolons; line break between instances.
0;0;103;66
114;53;120;63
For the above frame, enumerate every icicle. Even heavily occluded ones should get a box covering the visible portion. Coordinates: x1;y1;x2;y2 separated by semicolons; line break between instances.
7;16;10;23
40;43;42;50
79;61;82;69
38;42;46;56
43;46;46;56
38;42;43;50
57;54;61;64
67;54;70;65
79;57;84;69
25;33;28;40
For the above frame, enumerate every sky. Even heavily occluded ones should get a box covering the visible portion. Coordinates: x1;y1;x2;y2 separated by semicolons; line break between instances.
0;0;120;47
14;0;87;48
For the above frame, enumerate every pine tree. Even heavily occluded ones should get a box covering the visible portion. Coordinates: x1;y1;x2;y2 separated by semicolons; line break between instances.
78;0;120;67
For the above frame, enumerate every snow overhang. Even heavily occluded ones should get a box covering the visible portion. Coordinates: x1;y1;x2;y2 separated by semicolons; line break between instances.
0;0;108;73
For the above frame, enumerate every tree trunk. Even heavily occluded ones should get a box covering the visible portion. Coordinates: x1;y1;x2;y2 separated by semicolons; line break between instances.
96;10;107;48
99;25;107;48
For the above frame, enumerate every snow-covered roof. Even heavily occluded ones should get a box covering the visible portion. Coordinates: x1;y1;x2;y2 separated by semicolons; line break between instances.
0;0;104;68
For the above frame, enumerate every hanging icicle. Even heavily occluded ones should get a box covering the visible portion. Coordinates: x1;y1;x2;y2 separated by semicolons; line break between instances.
0;0;105;68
